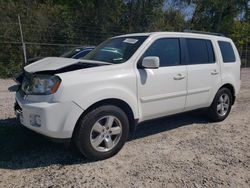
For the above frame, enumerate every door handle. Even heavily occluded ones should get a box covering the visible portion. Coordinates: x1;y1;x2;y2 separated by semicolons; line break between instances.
174;73;185;80
211;70;219;75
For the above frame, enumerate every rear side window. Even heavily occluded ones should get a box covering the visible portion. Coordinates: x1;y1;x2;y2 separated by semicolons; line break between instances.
218;41;236;63
143;38;181;67
186;39;215;64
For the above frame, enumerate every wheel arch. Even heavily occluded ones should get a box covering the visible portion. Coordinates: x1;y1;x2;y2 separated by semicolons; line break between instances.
73;98;137;136
219;83;236;105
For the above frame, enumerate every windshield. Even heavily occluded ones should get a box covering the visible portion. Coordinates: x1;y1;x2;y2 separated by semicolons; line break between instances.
82;36;148;64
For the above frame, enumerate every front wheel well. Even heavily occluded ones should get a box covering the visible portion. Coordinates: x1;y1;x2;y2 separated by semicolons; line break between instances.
219;84;235;105
75;99;137;134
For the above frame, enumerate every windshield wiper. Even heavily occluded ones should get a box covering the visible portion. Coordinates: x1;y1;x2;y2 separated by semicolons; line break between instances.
79;59;112;65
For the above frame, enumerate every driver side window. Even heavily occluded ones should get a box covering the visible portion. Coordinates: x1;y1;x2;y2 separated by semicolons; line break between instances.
142;38;181;67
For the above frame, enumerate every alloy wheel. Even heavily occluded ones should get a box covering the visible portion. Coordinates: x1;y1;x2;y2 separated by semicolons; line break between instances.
217;93;230;116
90;115;122;152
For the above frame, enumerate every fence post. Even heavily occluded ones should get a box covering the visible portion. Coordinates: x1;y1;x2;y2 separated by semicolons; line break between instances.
18;14;27;66
246;40;248;68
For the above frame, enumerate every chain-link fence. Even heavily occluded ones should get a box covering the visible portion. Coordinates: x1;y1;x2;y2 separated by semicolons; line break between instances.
0;19;249;78
239;45;250;68
0;17;126;77
0;42;101;78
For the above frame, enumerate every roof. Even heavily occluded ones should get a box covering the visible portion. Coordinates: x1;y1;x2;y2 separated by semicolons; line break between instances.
114;31;230;41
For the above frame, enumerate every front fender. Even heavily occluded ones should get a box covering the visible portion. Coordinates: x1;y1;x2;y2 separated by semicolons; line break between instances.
73;86;139;119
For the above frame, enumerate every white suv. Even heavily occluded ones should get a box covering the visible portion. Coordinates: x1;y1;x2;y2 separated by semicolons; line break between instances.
14;31;241;160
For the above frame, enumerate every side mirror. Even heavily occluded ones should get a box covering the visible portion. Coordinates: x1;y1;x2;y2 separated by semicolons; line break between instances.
141;56;159;69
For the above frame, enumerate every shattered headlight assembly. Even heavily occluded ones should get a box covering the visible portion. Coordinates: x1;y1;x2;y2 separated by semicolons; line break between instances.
22;75;61;95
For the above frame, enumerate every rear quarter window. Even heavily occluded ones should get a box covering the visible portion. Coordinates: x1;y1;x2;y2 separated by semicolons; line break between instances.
218;41;236;63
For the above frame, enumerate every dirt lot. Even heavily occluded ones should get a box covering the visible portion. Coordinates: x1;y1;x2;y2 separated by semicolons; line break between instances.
0;69;249;188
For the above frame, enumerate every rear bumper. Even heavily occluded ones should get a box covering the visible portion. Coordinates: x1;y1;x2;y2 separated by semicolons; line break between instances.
15;92;84;139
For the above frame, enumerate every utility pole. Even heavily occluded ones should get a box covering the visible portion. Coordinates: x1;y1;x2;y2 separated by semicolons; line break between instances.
18;14;27;66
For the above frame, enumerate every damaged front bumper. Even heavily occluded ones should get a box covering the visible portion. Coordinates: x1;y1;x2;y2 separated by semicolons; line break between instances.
15;91;84;139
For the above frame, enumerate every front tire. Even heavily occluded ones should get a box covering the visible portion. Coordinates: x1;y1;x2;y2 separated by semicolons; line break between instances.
74;105;129;160
208;88;233;122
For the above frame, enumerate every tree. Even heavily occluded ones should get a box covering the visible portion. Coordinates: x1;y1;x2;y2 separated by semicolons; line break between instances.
176;0;249;34
0;0;249;77
123;0;165;32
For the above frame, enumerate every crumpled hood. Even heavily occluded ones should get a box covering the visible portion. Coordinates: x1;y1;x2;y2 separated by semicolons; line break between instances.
24;57;110;73
24;57;80;73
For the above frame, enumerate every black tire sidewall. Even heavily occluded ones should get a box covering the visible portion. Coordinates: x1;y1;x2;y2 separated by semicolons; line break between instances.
75;105;129;160
209;88;233;122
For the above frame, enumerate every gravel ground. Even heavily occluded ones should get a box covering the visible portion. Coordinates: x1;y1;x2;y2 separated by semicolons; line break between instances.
0;69;249;188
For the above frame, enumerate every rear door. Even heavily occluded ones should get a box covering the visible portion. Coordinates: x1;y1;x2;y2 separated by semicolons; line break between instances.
184;38;221;111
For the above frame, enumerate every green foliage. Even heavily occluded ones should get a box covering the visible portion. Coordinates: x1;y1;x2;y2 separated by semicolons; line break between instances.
122;0;165;32
230;21;250;47
153;8;186;31
0;0;249;77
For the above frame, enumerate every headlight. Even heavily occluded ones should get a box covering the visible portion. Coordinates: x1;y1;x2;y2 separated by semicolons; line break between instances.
22;74;61;95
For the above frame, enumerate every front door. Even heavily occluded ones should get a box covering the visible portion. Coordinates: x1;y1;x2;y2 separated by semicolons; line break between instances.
137;38;187;121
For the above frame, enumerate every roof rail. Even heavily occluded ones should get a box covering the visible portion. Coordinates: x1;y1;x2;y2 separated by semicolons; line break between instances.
183;29;225;37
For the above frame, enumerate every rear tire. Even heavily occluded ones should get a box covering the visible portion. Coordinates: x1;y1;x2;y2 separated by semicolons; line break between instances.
208;88;233;122
74;105;129;160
